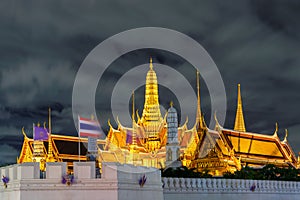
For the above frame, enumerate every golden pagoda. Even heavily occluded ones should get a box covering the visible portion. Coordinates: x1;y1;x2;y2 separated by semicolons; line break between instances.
102;58;206;168
17;58;300;175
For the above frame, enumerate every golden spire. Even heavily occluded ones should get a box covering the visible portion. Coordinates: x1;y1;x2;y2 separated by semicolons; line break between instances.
234;84;246;132
141;57;162;138
149;57;153;70
196;70;203;128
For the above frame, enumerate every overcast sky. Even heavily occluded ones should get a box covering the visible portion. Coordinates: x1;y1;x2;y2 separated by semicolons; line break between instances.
1;0;300;165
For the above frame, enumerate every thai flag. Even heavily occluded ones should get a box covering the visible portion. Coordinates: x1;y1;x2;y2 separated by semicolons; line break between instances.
78;116;102;138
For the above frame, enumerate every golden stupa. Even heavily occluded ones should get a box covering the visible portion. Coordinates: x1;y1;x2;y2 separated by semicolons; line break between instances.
18;58;299;175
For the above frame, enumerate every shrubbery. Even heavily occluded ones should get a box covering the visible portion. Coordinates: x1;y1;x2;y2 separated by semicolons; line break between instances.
162;166;212;178
223;164;300;181
162;164;300;181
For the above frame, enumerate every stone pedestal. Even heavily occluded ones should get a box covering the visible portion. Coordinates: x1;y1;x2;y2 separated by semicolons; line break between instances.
46;162;67;179
73;161;95;179
17;162;39;180
8;165;17;180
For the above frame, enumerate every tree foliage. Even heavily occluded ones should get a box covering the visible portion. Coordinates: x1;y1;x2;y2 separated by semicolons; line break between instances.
223;164;300;181
162;166;212;178
162;165;300;181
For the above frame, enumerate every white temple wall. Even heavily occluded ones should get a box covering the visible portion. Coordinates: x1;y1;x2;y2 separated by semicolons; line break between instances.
1;162;300;200
162;177;300;200
0;162;163;200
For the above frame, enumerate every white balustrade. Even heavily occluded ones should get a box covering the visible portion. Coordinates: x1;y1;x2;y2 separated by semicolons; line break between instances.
202;178;207;191
162;177;168;189
191;178;197;190
186;178;192;190
161;177;300;194
216;179;221;190
222;178;227;190
179;178;185;189
241;179;246;191
269;180;274;191
174;178;180;190
212;178;217;191
196;178;201;190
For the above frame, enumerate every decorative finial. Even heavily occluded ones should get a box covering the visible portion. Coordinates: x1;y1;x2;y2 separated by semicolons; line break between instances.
21;127;28;138
284;129;288;142
273;122;278;137
37;122;40;127
149;57;153;70
107;119;112;128
214;111;218;123
170;101;173;107
43;122;47;129
214;111;220;129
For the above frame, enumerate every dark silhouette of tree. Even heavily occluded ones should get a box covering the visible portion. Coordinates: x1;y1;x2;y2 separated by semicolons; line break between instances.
162;167;212;178
224;164;300;181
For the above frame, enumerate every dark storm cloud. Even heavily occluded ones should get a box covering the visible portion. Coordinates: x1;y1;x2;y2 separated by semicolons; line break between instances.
0;0;300;164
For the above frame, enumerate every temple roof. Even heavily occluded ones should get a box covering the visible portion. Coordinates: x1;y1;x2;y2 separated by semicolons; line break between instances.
18;134;106;165
221;128;297;165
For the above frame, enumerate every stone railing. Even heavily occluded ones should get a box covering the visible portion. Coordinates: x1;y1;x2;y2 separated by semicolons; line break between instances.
162;177;300;193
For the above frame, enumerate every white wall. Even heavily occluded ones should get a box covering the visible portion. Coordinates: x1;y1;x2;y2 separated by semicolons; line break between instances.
162;177;300;200
1;163;300;200
0;162;163;200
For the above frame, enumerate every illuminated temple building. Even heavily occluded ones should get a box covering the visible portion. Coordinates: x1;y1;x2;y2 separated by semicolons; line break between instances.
18;58;299;175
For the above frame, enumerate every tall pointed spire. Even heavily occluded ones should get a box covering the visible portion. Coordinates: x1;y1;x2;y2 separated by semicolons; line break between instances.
141;57;162;139
234;84;246;132
196;70;203;128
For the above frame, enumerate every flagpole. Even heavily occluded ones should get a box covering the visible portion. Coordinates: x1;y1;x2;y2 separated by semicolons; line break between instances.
33;123;35;140
47;107;53;161
33;123;35;160
78;115;80;162
49;108;51;134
